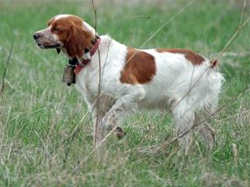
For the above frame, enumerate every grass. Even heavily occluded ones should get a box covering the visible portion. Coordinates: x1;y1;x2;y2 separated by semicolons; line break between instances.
0;0;250;186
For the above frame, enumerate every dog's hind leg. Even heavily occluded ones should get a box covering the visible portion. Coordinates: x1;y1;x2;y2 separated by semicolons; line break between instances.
195;102;218;150
172;99;195;155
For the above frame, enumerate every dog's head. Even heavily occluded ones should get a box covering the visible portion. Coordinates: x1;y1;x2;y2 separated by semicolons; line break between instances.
33;14;97;58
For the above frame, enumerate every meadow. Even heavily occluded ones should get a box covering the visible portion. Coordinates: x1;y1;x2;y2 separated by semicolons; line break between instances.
0;0;250;186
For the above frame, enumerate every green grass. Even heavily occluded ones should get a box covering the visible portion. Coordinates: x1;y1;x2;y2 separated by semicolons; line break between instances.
0;0;250;186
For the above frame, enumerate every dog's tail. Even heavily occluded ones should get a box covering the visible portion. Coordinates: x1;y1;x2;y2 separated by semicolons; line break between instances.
210;59;218;68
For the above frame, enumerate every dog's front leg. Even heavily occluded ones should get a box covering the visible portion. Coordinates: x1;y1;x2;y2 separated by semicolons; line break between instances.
102;86;146;139
85;97;106;148
92;109;105;148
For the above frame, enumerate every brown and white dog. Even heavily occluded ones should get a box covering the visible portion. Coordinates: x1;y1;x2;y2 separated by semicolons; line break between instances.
33;14;223;153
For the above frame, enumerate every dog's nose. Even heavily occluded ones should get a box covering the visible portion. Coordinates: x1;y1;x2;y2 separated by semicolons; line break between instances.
33;33;40;40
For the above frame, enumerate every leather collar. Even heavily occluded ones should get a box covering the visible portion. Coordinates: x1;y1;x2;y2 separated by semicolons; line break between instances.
74;36;101;74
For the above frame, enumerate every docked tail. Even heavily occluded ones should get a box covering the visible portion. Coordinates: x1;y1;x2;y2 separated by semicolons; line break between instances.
210;59;218;68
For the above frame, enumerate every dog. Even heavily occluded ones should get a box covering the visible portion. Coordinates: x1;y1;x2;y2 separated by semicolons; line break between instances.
33;14;223;154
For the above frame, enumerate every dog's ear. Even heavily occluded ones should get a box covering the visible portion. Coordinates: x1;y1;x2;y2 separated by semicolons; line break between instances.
56;48;61;54
66;24;93;58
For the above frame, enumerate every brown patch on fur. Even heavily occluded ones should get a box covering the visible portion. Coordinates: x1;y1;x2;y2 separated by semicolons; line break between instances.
120;48;156;84
157;48;205;65
48;15;95;57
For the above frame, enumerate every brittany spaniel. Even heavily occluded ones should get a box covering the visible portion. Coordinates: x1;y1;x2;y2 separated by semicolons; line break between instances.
33;14;223;154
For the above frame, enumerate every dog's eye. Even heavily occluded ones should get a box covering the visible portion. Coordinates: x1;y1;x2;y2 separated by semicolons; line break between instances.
52;26;60;32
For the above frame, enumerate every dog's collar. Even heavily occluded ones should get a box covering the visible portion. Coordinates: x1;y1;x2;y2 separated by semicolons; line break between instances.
74;36;101;74
88;36;101;56
63;36;101;86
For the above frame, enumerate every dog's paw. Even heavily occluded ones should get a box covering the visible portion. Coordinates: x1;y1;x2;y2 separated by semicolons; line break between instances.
114;127;126;139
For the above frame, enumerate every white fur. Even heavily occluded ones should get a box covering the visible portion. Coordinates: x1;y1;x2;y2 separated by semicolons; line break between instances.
75;34;223;153
83;22;97;35
54;14;72;20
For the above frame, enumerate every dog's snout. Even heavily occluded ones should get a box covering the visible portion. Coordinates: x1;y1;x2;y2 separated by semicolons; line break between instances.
33;33;40;40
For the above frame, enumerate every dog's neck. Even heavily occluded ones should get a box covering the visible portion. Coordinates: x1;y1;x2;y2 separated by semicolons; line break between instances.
73;36;101;74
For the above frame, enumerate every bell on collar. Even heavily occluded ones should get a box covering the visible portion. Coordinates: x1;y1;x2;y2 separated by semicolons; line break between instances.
62;64;76;86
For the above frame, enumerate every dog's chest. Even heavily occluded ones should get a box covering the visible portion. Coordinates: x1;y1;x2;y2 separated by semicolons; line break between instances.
75;68;98;95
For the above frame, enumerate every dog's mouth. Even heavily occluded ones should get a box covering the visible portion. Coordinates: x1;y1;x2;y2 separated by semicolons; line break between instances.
36;43;62;54
37;43;61;49
35;41;62;54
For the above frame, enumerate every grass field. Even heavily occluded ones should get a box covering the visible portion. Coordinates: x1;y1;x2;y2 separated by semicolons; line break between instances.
0;0;250;186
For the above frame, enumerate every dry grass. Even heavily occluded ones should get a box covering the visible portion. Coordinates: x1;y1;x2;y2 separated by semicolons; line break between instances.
0;0;250;186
